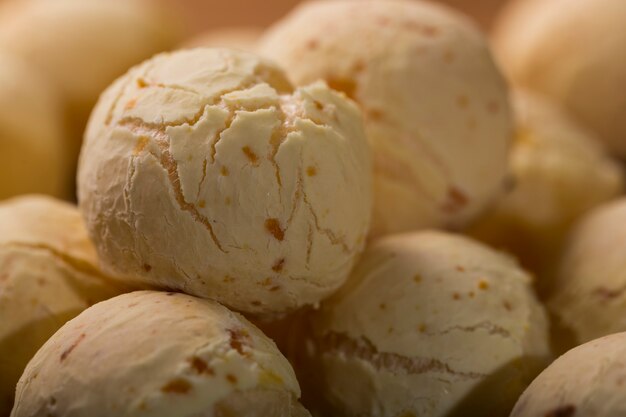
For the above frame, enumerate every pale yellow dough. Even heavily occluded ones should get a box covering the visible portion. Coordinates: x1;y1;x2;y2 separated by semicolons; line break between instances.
493;0;626;157
258;0;513;237
12;291;310;417
304;231;551;417
0;52;66;199
0;195;126;416
551;198;626;346
511;333;626;417
467;92;623;295
78;48;372;316
0;0;183;156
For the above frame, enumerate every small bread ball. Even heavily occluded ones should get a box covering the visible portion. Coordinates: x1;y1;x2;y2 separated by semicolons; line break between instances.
493;0;626;157
0;52;66;199
550;198;626;346
0;195;126;416
78;48;372;316
511;332;626;417
468;92;623;296
182;27;262;50
12;291;310;417
0;0;183;156
302;231;551;417
258;0;513;238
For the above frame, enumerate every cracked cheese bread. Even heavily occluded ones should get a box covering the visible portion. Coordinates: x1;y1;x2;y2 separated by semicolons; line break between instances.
11;291;311;417
0;195;127;416
511;333;626;417
258;0;513;238
301;231;551;417
550;198;626;347
77;48;372;317
0;52;67;200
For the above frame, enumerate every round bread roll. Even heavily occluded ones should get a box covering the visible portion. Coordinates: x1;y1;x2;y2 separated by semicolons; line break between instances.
550;198;626;347
468;92;623;296
78;48;372;316
12;291;310;417
0;0;183;156
302;231;551;417
511;332;626;417
258;0;513;238
0;52;66;199
182;27;262;50
0;195;126;416
493;0;626;157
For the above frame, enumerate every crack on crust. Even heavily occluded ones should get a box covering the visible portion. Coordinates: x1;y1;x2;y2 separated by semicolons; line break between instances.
269;118;287;190
299;151;351;254
106;53;284;129
2;242;118;286
156;143;225;253
303;188;350;254
196;158;208;201
118;102;211;131
266;95;313;195
209;104;235;163
424;321;512;339
318;332;485;380
306;224;314;267
124;151;141;257
111;74;355;262
121;120;227;253
284;139;304;233
136;79;202;96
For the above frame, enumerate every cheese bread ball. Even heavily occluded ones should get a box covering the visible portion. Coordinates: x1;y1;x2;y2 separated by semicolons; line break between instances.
0;52;66;199
0;195;126;416
468;92;623;296
493;0;626;157
12;291;310;417
304;231;551;417
182;27;262;50
511;333;626;417
78;48;372;316
0;0;183;156
550;198;626;346
258;0;513;237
